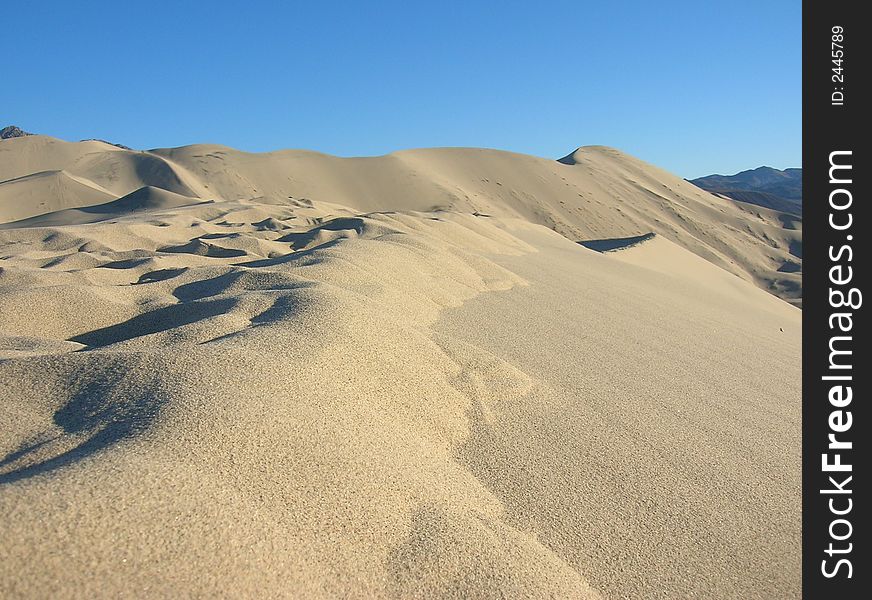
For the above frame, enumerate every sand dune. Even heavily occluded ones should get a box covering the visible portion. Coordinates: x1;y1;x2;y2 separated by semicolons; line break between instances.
0;186;207;228
0;136;800;598
0;170;117;223
0;136;125;182
1;136;801;305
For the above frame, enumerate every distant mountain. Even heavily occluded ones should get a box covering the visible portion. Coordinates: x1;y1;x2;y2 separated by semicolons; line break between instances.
1;125;33;139
690;167;802;215
2;125;131;149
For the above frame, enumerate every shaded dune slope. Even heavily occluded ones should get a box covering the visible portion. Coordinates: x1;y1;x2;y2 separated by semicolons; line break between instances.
1;186;207;228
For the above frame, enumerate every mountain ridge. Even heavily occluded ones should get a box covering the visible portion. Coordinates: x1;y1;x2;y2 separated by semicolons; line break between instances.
690;166;801;215
0;125;33;139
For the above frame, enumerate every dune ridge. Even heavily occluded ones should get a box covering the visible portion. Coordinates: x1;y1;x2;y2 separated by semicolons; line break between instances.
0;136;800;598
0;205;601;598
1;135;801;305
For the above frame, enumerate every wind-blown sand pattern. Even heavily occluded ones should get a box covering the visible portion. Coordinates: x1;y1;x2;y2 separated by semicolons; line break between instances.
1;136;800;598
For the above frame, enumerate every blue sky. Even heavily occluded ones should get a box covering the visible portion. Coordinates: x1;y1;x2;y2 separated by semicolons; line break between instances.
4;1;800;178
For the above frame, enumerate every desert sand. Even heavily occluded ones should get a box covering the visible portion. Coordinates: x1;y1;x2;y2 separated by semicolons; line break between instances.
0;135;800;598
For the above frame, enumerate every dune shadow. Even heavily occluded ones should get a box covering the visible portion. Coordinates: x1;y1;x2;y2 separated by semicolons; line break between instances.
250;295;300;324
98;255;153;270
160;239;248;258
172;271;245;301
236;238;343;268
172;271;312;302
252;217;292;231
578;232;655;253
136;267;188;284
0;362;167;484
276;217;365;250
778;214;802;230
70;297;236;347
198;232;242;240
777;260;802;274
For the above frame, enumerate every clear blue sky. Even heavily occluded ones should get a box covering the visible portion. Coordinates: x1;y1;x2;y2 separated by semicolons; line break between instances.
4;0;799;178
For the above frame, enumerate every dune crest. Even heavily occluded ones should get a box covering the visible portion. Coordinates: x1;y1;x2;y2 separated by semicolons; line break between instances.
1;135;801;305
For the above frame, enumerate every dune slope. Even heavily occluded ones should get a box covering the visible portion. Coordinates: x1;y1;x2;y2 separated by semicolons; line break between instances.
0;137;800;598
1;136;801;305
